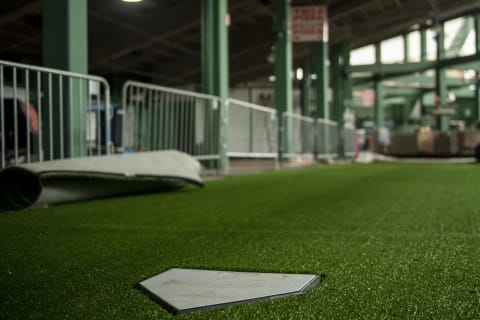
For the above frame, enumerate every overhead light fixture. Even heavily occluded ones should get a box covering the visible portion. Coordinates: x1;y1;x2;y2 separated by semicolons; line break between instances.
121;0;143;2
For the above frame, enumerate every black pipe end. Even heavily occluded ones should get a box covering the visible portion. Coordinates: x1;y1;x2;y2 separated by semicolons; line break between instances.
0;167;42;212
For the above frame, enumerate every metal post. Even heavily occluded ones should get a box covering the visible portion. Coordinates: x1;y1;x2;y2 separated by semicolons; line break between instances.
43;0;88;158
374;79;384;128
404;33;410;63
313;42;329;120
435;23;449;132
374;42;384;129
273;0;293;162
202;0;229;173
331;42;350;157
420;28;427;62
474;15;480;127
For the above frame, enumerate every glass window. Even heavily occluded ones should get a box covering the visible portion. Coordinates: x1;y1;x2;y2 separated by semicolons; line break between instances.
407;31;421;62
444;16;474;58
350;45;375;65
425;28;437;61
381;36;404;63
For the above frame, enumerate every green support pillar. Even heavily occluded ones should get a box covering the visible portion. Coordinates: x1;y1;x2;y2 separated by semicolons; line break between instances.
374;42;384;128
43;0;87;73
273;0;293;161
474;15;480;127
374;79;384;128
435;23;449;131
43;0;88;159
313;42;329;119
202;0;229;173
300;64;311;117
420;29;427;62
331;42;350;157
404;33;410;63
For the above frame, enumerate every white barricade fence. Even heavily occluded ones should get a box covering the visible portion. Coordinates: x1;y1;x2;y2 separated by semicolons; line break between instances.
121;81;221;161
343;123;357;158
0;60;111;169
281;112;315;158
226;98;277;158
316;118;339;159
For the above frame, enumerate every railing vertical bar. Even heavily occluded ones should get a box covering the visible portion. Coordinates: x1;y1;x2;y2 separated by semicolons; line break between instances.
37;71;42;162
160;90;167;150
148;88;154;150
179;95;185;152
87;80;92;156
13;67;18;164
0;65;5;168
79;80;84;156
187;97;194;155
58;75;64;159
152;90;158;150
25;70;31;163
69;77;73;157
48;73;53;160
96;83;101;155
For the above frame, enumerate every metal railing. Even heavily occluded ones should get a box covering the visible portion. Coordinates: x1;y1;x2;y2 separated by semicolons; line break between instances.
121;81;221;161
316;118;339;159
343;123;357;158
281;112;315;158
226;98;277;158
0;60;111;169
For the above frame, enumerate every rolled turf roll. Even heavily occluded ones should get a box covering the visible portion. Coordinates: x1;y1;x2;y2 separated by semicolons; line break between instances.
0;150;203;212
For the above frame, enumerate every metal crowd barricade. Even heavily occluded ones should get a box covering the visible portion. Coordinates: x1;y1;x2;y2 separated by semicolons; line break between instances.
121;81;221;161
0;60;111;169
281;112;315;158
343;123;357;158
316;118;339;159
226;98;277;158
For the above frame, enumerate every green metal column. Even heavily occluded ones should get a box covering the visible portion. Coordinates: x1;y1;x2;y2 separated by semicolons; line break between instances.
273;0;292;161
474;15;480;126
374;79;384;128
42;0;88;159
202;0;229;172
420;29;427;62
374;42;384;128
313;42;329;119
404;33;410;63
435;23;449;131
300;64;311;117
43;0;87;73
331;42;350;157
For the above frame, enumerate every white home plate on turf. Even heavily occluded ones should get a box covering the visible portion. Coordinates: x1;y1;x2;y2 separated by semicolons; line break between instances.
137;268;322;314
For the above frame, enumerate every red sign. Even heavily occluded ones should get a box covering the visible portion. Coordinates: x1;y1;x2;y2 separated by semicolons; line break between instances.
291;5;328;43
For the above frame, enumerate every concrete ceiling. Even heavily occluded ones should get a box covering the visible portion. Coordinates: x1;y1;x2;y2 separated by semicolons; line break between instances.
1;0;480;87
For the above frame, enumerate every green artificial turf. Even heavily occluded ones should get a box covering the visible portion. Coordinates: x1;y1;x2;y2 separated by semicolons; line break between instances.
1;163;480;319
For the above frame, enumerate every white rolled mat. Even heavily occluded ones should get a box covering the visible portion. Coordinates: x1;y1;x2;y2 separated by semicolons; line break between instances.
0;150;203;212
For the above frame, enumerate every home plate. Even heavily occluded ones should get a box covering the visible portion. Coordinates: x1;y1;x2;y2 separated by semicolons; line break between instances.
136;268;322;314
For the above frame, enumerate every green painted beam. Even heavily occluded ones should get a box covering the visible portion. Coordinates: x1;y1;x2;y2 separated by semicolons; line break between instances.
331;42;350;157
421;29;427;62
313;42;329;119
374;80;384;127
475;15;480;126
404;34;410;63
273;0;292;160
436;23;449;132
351;53;480;78
42;0;87;159
201;0;229;172
43;0;87;73
446;17;473;59
301;64;311;117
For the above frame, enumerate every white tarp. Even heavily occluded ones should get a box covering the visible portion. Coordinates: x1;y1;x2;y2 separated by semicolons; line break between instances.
0;150;202;212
